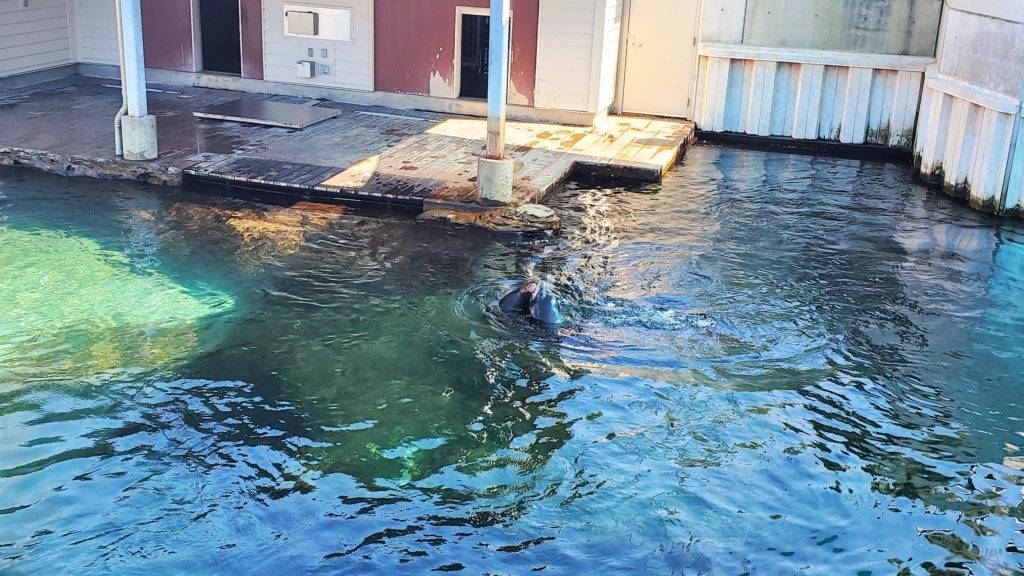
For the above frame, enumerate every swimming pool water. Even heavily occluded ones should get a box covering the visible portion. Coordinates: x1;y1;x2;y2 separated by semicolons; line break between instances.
1;146;1023;575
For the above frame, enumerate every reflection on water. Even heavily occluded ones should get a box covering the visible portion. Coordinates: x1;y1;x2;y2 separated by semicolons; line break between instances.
1;147;1023;575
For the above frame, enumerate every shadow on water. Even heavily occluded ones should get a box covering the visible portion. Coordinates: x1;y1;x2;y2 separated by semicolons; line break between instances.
2;146;1024;575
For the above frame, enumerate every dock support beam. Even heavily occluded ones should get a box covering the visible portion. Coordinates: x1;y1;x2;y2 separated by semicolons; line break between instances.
117;0;157;161
477;0;514;204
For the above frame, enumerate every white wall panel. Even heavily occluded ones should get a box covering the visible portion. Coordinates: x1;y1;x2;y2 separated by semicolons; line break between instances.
743;0;942;57
938;7;1024;98
72;0;117;65
0;0;73;78
535;0;596;112
699;0;746;44
262;0;373;91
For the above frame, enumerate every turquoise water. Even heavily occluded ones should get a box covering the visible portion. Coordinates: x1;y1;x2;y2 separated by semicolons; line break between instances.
1;147;1023;575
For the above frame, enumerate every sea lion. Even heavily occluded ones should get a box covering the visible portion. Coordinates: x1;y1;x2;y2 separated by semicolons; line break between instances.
528;285;564;325
499;280;540;312
499;280;564;325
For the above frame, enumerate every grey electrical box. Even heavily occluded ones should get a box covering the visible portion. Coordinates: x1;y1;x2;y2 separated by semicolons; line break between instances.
286;10;318;36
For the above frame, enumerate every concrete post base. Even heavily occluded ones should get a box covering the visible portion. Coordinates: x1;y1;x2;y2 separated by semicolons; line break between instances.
477;157;514;204
121;114;158;161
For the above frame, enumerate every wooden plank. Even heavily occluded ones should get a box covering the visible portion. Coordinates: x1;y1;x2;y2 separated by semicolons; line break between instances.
190;153;237;175
792;63;824;140
301;166;343;187
840;67;873;144
913;85;933;156
942;98;969;187
818;66;845;140
920;91;949;174
587;117;653;167
952;102;980;189
406;137;481;199
890;70;921;148
612;122;665;167
516;152;575;203
514;146;568;191
969;108;997;203
748;60;777;136
619;120;689;175
771;63;798;137
711;57;731;132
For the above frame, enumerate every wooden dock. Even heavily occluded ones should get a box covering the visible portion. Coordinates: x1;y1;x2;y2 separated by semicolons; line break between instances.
1;78;695;219
184;112;695;210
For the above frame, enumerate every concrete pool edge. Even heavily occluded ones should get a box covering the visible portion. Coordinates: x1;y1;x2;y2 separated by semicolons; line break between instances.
0;146;182;187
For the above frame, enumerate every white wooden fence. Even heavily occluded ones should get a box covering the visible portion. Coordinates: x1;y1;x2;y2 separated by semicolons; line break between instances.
695;43;932;148
915;70;1022;211
912;1;1024;214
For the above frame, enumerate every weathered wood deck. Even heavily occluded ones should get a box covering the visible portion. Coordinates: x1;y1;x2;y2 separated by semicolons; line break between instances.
185;112;695;210
0;76;694;214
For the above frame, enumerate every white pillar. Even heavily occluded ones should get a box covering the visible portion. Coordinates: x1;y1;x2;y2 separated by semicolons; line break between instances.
477;0;514;204
117;0;158;160
485;0;511;159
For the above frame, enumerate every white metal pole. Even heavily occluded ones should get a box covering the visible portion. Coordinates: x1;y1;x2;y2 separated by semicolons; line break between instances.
119;0;148;118
486;0;511;159
113;0;127;155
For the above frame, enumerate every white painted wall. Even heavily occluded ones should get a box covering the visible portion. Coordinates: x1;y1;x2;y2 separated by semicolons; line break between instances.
0;0;73;78
71;0;118;65
699;0;745;43
534;0;597;112
742;0;941;57
535;0;622;114
261;0;374;91
914;1;1024;213
937;3;1024;98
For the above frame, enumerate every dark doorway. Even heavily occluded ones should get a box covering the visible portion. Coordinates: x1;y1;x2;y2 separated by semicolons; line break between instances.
459;14;489;99
200;0;241;75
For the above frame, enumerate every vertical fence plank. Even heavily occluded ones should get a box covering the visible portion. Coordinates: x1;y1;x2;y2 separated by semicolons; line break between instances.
792;63;824;140
840;67;873;144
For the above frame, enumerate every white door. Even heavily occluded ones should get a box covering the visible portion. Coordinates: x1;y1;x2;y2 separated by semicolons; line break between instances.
621;0;700;118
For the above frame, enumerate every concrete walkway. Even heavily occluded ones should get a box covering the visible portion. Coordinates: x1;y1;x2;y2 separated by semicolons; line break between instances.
0;75;694;215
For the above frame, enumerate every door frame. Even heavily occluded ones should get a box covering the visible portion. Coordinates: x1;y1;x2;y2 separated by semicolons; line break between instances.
190;0;203;72
453;6;512;100
613;0;704;118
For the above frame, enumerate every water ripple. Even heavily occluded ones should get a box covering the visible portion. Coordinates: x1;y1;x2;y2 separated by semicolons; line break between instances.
1;149;1023;575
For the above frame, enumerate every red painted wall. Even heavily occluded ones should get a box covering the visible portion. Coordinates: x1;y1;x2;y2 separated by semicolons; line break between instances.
374;0;539;106
141;0;195;72
141;0;261;77
239;0;264;79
